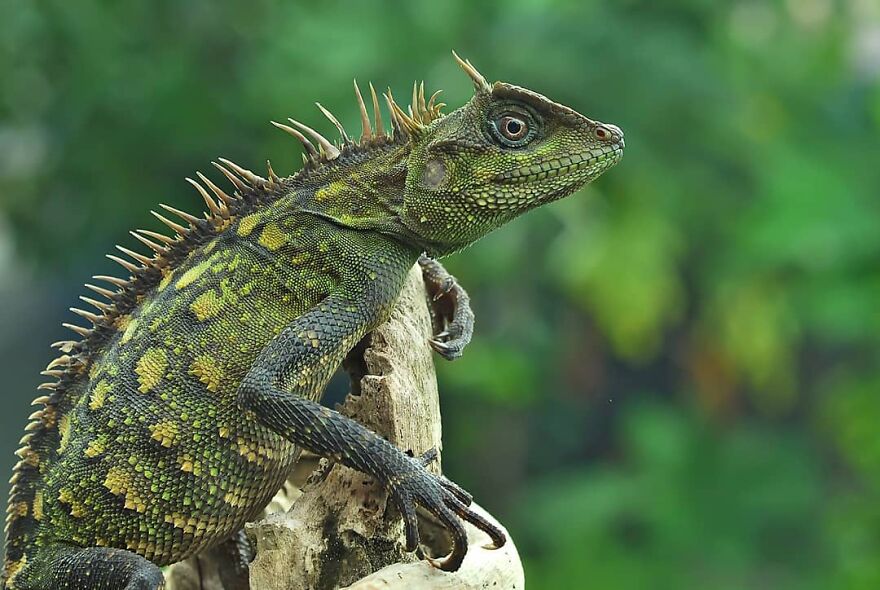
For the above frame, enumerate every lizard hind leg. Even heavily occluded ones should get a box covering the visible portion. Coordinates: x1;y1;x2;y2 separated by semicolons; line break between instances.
9;544;164;590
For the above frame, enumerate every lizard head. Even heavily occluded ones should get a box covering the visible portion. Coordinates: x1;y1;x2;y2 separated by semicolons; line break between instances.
400;52;624;256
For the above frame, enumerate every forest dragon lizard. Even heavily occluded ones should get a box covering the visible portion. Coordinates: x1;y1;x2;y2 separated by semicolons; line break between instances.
2;53;623;589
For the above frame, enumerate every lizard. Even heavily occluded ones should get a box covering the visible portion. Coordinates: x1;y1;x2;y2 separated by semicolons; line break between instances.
2;52;624;589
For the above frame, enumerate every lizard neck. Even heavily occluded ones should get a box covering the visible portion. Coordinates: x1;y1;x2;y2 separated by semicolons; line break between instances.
288;142;418;244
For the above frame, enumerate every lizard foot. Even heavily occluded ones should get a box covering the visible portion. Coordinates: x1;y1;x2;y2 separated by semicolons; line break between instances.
418;254;474;361
389;448;506;572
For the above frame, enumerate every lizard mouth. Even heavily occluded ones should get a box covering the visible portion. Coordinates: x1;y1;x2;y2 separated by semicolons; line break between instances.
493;145;624;185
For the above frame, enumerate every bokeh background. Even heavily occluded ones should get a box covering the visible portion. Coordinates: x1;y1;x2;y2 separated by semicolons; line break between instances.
2;1;879;587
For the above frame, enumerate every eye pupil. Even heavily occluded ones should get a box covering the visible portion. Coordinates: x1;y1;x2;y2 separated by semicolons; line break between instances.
497;115;528;142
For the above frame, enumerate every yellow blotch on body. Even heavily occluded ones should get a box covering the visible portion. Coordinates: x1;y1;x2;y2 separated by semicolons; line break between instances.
164;512;217;536
120;317;139;344
104;465;133;496
89;379;113;410
58;488;86;518
258;222;287;251
32;490;43;521
176;260;211;290
237;213;260;237
191;289;223;321
149;420;179;448
315;180;348;202
158;269;175;291
84;437;106;458
223;488;247;508
190;355;224;392
115;314;132;332
4;557;27;585
237;439;259;464
135;347;167;393
57;414;71;454
290;252;311;265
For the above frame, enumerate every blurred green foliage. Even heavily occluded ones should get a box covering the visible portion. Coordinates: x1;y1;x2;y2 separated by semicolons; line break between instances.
1;0;879;587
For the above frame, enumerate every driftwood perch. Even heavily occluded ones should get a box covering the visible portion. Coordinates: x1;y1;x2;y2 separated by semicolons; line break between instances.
166;265;524;589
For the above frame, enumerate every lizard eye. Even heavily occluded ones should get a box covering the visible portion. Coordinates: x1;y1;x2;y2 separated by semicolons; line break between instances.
499;116;528;141
594;126;613;141
489;111;536;147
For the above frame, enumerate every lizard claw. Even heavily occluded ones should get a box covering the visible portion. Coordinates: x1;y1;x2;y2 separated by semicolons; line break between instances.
419;255;474;362
429;338;466;361
386;451;505;572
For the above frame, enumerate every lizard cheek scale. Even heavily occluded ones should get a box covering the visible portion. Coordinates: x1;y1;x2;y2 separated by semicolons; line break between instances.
3;52;622;588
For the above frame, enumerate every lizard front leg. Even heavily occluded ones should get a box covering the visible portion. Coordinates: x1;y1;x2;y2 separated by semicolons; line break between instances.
418;254;474;360
237;266;504;571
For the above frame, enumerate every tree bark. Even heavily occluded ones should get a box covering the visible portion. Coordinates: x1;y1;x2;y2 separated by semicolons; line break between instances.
166;265;524;589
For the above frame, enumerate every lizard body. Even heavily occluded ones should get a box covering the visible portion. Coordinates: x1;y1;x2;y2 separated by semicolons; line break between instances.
3;54;623;589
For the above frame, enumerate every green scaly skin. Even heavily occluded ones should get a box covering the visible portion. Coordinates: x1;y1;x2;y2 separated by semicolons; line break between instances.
2;54;623;589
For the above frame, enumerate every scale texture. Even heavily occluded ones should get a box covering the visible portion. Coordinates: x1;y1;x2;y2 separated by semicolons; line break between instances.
2;54;623;589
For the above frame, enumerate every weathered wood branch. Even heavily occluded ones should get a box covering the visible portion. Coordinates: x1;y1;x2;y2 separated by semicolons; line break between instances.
166;265;523;589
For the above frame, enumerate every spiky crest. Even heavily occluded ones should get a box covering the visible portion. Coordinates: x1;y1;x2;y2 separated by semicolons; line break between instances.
452;50;491;92
268;76;448;172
